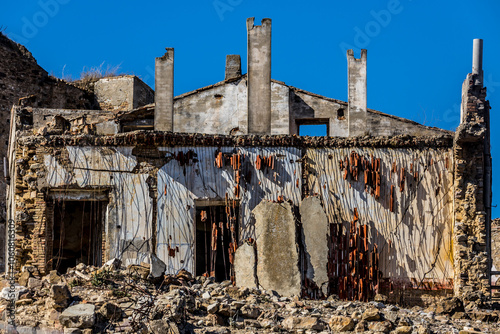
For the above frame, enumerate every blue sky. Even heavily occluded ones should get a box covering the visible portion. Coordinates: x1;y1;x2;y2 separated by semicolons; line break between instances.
1;0;500;217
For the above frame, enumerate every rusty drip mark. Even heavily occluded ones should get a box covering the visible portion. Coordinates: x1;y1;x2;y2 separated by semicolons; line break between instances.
211;222;218;251
445;156;449;170
215;151;223;168
399;167;405;192
200;210;208;222
390;185;395;213
326;208;381;301
255;155;262;170
392;162;397;174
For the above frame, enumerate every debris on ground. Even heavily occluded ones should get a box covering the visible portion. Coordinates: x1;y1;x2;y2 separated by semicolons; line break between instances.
0;262;499;333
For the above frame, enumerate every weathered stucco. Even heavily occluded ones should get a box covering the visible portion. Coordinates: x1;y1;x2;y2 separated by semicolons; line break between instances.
306;147;454;289
43;146;153;267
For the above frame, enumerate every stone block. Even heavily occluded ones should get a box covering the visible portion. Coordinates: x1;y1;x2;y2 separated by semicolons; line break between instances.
59;303;96;329
234;242;257;289
253;201;301;297
300;196;329;295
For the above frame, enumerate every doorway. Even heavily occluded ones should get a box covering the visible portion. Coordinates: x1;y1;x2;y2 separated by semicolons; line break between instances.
52;200;107;273
195;203;238;282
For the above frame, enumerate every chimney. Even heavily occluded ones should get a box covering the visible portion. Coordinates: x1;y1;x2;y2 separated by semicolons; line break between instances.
155;48;174;132
347;49;367;137
225;55;241;81
247;17;272;134
472;39;483;86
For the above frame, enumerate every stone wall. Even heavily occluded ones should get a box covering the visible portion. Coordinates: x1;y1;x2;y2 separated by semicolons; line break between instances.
452;73;491;296
0;33;98;271
8;122;456;299
492;219;500;285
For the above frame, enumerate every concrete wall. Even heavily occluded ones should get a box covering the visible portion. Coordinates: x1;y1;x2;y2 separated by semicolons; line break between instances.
171;77;447;138
289;89;348;137
247;18;272;134
172;78;446;138
347;49;367;136
155;49;174;132
174;80;248;135
94;76;154;112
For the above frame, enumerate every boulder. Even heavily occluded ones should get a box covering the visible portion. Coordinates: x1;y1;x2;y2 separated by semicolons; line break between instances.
59;304;96;329
18;271;31;287
282;316;324;331
149;319;180;334
362;308;381;321
48;270;62;284
239;304;261;319
98;302;122;321
127;264;150;279
368;320;393;333
27;277;43;289
394;326;413;334
435;297;464;315
50;284;71;308
329;315;354;332
207;302;219;314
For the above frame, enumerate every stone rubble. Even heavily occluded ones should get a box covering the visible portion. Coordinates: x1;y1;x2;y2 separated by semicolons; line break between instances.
0;262;499;334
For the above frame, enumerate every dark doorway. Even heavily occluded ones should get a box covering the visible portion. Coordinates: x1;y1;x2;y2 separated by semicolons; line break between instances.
195;204;238;282
52;200;107;273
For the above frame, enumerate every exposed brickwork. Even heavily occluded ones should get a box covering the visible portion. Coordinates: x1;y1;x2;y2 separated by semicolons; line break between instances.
453;73;491;297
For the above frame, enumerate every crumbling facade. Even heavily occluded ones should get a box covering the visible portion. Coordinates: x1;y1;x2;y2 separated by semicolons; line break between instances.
3;18;492;303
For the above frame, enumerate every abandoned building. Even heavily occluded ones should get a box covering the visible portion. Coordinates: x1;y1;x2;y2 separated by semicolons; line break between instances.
2;18;493;303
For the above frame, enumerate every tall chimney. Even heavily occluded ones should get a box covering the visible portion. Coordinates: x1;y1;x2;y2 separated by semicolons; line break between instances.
155;48;174;132
225;55;241;81
247;17;272;134
347;49;367;137
472;39;483;86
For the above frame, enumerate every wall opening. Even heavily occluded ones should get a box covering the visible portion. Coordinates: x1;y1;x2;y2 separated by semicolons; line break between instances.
52;200;107;273
337;108;345;120
299;124;328;136
195;203;239;282
296;118;329;136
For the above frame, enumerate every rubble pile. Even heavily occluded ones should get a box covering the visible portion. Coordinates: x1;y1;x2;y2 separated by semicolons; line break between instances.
0;261;499;334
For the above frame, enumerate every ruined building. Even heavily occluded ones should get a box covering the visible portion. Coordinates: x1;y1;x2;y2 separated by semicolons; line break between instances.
3;18;493;303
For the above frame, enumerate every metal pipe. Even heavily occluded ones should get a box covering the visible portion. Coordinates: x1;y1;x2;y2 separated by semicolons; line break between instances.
472;39;483;86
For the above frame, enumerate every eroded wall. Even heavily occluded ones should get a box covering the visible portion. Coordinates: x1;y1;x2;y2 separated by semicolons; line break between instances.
11;144;153;273
9;132;456;296
306;147;454;290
